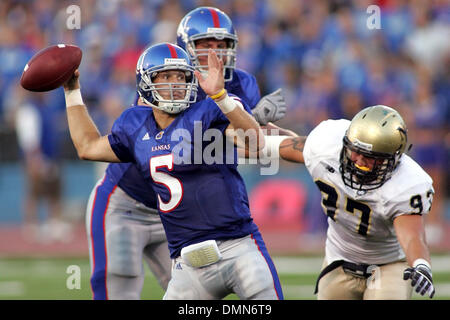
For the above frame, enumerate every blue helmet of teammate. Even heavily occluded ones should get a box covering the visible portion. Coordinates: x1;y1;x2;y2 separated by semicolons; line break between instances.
176;7;238;81
136;43;198;114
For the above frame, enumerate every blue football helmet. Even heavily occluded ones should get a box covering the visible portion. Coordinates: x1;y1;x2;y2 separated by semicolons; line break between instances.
176;7;238;81
136;43;198;114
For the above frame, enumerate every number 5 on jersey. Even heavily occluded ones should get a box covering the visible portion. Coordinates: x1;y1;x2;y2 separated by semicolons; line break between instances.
150;154;183;212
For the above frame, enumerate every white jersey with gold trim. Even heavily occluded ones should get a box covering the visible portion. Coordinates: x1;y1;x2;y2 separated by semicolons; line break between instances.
303;119;434;265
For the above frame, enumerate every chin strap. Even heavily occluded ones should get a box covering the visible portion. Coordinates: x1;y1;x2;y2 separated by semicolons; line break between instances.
151;91;189;114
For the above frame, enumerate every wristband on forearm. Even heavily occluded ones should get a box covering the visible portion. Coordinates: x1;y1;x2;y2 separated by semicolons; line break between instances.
64;88;84;108
214;92;237;114
413;258;432;271
260;135;289;159
209;88;226;100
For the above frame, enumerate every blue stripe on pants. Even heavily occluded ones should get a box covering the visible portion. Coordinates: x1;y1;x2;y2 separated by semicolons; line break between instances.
89;178;117;300
251;231;284;300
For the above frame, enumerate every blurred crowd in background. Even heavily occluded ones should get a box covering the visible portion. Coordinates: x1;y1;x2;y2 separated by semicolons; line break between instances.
0;0;448;242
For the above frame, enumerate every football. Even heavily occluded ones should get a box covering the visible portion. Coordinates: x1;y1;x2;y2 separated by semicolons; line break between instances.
20;44;82;92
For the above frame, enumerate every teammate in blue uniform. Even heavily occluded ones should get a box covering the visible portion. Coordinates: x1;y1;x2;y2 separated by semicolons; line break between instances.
64;43;283;300
176;6;286;124
86;7;286;300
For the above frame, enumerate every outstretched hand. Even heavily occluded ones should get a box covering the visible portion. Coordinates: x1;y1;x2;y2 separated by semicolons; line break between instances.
194;49;225;97
63;69;80;90
253;88;287;125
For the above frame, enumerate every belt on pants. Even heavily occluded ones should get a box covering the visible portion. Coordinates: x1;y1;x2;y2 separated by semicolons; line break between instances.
314;260;384;294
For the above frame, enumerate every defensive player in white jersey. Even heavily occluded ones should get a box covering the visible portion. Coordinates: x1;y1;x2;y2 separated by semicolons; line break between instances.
273;105;435;299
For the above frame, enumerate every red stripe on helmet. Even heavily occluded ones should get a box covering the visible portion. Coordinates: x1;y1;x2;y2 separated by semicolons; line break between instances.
209;8;220;28
166;43;178;58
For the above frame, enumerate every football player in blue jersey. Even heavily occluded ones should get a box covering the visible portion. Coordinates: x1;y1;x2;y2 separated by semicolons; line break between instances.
85;7;287;300
63;43;283;300
177;6;287;124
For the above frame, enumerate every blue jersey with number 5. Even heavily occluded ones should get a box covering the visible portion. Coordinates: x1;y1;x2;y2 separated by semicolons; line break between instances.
107;98;259;258
104;68;260;212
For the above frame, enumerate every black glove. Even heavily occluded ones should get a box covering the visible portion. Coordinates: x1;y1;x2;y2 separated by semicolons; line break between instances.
252;88;287;125
403;262;435;298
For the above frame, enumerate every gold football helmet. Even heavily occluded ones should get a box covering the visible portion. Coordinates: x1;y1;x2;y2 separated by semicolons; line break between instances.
340;105;408;191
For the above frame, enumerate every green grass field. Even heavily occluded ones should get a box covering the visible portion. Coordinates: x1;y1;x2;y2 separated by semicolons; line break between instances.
0;255;449;300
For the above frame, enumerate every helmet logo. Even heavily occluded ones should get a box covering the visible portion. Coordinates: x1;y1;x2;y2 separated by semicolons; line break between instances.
397;127;407;141
177;16;191;45
164;58;187;65
352;138;372;151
